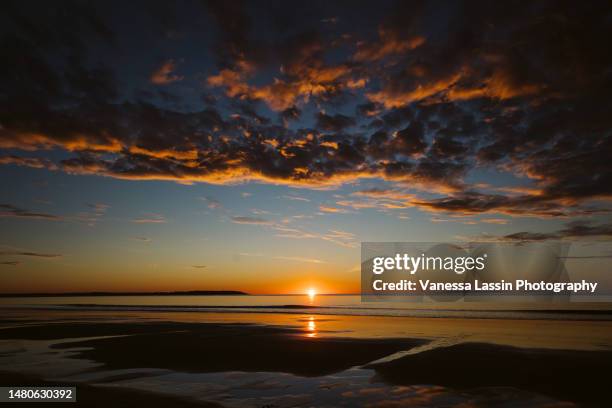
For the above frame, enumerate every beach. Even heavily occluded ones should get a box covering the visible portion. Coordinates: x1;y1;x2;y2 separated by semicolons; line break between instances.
1;299;612;407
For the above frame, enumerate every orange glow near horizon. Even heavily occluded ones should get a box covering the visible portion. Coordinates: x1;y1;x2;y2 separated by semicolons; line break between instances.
0;259;361;294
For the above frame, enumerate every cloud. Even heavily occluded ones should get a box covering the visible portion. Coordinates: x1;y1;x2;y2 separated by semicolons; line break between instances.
502;221;612;242
0;155;57;170
131;236;152;242
412;191;609;218
203;0;254;66
354;29;424;62
335;189;416;212
87;203;110;214
0;251;62;258
280;106;301;124
131;213;166;224
207;63;355;111
1;0;611;221
191;264;207;268
237;252;325;264
150;59;184;85
200;196;222;209
0;261;21;266
319;205;350;214
270;224;357;248
272;256;326;264
74;202;110;226
282;195;310;202
230;216;272;225
320;229;358;248
316;112;355;132
0;204;62;220
480;218;509;225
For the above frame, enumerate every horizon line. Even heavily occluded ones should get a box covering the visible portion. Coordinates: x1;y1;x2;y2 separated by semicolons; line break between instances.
0;290;359;298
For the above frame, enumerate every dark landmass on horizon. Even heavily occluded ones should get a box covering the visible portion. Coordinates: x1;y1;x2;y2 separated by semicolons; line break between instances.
0;290;248;298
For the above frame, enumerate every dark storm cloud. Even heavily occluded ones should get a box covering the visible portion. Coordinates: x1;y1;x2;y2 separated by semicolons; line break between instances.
356;102;382;118
315;112;355;132
1;0;611;218
279;106;301;124
233;101;270;125
203;0;255;67
392;122;427;157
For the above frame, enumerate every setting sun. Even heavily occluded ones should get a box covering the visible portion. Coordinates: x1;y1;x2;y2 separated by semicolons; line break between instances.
307;288;317;299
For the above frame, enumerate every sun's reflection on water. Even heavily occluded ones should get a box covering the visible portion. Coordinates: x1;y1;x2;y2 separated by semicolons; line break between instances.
306;316;317;338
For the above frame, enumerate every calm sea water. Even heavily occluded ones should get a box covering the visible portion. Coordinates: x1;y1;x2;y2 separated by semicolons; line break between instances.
1;294;611;320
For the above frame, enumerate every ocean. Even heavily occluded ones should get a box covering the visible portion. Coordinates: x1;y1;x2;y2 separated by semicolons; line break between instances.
2;294;611;321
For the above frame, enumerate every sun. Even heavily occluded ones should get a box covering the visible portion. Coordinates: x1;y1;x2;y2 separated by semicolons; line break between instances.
307;288;316;299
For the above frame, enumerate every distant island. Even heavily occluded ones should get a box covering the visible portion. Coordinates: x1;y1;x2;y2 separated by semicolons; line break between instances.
0;290;248;297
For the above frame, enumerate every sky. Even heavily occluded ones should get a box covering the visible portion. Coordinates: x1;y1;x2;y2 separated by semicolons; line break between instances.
0;0;611;294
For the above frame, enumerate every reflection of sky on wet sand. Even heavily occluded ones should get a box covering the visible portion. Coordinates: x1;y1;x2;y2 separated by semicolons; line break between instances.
0;338;572;408
97;370;571;408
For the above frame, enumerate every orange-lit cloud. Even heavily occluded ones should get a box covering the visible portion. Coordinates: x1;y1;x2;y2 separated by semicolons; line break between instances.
207;62;355;111
0;155;57;170
150;59;184;85
367;72;462;108
354;29;425;62
319;205;351;214
2;0;611;222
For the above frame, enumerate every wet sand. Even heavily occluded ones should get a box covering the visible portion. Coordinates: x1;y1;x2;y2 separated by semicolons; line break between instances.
1;312;612;406
367;342;612;406
1;321;425;377
0;371;222;407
